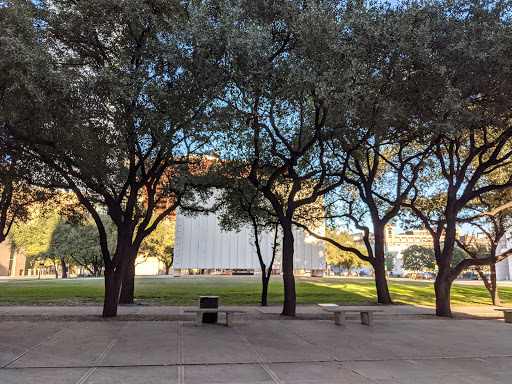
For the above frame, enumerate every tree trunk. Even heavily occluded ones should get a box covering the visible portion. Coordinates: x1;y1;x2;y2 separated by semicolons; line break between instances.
261;273;269;306
60;257;68;278
478;264;501;306
281;225;296;316
119;254;136;304
434;269;453;317
373;228;392;304
102;261;126;317
490;264;500;306
53;260;59;279
165;264;171;275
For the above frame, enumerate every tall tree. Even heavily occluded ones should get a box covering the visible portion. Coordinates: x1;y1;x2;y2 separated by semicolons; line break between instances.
219;179;280;306
295;1;441;304
457;187;512;305
0;2;55;244
215;1;356;316
2;0;223;316
404;0;512;317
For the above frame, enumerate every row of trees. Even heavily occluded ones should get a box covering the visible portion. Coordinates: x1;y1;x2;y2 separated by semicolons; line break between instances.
10;208;175;278
2;0;512;318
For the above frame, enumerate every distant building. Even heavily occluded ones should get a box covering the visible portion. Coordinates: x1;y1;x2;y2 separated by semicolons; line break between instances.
351;225;463;276
135;255;169;276
0;240;27;277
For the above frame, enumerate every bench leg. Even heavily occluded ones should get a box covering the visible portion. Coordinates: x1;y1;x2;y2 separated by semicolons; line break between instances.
195;313;203;327
360;311;373;325
504;312;512;323
226;312;234;327
333;312;346;326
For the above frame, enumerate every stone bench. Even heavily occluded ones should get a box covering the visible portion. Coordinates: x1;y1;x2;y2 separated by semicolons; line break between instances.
183;308;246;327
323;307;383;326
494;308;512;323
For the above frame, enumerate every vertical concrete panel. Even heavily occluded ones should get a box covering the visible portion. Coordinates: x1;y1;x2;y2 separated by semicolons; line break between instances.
214;225;224;269
229;230;238;268
188;215;197;269
197;215;208;269
221;230;230;269
173;211;184;269
256;230;267;267
205;213;216;269
317;239;326;270
293;230;305;270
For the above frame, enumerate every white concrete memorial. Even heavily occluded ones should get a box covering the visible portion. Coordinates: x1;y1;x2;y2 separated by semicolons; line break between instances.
173;206;326;276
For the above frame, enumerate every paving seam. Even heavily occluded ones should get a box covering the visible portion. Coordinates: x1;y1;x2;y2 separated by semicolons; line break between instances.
404;359;476;384
178;320;184;384
0;361;335;369
234;324;283;384
0;326;72;370
75;321;131;384
276;320;378;384
4;355;512;369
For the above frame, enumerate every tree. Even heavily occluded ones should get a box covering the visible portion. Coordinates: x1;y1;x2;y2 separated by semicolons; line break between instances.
3;1;223;316
456;189;512;305
0;3;54;244
401;245;436;272
10;212;66;277
219;179;280;306
293;1;442;305
404;0;512;317
140;219;175;275
10;207;111;278
214;1;356;316
385;253;395;275
325;227;369;274
10;214;56;267
60;217;117;277
451;248;468;268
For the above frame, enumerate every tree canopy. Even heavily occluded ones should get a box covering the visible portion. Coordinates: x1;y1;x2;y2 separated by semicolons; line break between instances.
3;0;512;319
401;245;436;272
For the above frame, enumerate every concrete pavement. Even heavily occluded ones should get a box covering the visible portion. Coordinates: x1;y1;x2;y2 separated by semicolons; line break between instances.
0;305;511;383
0;303;505;318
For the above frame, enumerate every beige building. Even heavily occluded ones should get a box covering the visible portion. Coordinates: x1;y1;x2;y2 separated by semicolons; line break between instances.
135;255;170;276
0;240;27;277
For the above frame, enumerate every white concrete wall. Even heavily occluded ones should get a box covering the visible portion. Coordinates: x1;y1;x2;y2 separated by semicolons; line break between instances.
174;207;326;272
496;232;511;280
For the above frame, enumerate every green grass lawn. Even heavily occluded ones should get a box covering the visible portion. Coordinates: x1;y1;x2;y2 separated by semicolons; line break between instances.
0;275;511;307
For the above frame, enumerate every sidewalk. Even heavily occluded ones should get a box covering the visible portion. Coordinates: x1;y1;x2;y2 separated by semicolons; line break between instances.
0;304;511;383
0;303;504;319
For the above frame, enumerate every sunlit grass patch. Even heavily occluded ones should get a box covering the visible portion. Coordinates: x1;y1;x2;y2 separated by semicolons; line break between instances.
0;275;510;307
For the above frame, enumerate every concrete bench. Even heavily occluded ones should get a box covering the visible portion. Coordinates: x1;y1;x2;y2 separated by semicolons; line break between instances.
323;308;383;326
183;308;246;327
494;308;512;323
